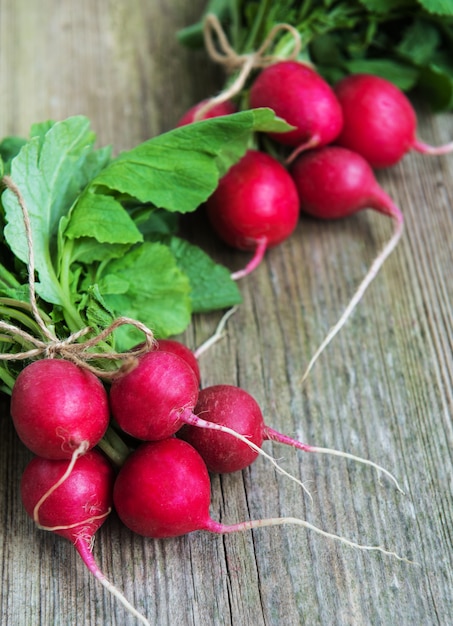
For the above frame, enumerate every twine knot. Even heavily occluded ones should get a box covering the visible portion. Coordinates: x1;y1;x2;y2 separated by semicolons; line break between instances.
0;175;156;380
194;14;303;120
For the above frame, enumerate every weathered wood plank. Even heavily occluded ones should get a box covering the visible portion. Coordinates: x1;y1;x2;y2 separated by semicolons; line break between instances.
1;1;453;625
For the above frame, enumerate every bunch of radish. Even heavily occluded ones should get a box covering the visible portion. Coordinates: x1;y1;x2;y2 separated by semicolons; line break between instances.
177;60;453;373
11;330;405;623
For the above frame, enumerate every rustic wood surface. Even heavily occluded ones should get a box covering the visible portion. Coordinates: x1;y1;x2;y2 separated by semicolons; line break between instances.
1;1;453;625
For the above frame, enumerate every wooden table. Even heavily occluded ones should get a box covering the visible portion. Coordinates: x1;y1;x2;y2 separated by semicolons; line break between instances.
1;1;453;625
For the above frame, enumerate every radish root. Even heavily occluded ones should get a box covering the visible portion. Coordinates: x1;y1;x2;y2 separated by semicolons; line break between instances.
33;442;89;528
193;306;239;359
181;408;314;501
301;211;403;382
205;516;413;563
76;539;151;626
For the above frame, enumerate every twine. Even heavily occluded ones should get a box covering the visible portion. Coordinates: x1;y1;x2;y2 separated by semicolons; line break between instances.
194;13;303;120
0;175;156;379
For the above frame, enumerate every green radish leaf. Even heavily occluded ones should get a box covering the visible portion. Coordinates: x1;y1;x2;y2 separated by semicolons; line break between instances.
343;58;420;90
98;241;192;349
2;116;102;305
357;0;417;11
417;63;453;110
169;236;242;312
89;109;293;213
133;207;179;238
0;137;27;174
416;0;453;15
396;19;441;65
64;190;143;245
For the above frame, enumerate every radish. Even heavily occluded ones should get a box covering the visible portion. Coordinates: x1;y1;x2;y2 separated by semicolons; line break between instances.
109;350;199;441
20;449;150;625
205;149;300;279
248;60;343;162
176;99;236;126
290;146;404;379
178;384;402;490
109;350;311;494
10;358;110;460
113;438;405;559
155;338;201;384
334;73;453;168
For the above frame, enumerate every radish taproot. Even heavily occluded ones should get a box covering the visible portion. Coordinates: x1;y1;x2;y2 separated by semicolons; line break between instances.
176;99;236;126
248;60;343;162
205;149;300;279
10;358;109;460
20;449;150;625
334;73;453;168
290;146;404;379
113;438;405;560
178;384;402;490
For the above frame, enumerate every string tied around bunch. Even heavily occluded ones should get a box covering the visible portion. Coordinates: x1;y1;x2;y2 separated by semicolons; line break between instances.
0;175;156;380
194;13;304;120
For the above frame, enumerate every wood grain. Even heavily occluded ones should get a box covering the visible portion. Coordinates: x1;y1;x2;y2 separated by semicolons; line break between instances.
1;1;453;625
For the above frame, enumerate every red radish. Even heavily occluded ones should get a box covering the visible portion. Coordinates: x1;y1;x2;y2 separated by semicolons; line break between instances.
248;60;343;161
334;73;453;168
290;146;404;379
205;149;300;279
176;99;236;126
109;350;199;441
109;350;310;493
10;358;109;460
113;438;404;559
20;449;150;625
178;384;402;489
155;338;201;384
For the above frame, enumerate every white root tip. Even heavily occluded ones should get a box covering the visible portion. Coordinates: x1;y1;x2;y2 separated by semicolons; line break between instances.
220;516;413;563
97;575;151;626
193;306;239;359
301;215;403;383
308;446;405;494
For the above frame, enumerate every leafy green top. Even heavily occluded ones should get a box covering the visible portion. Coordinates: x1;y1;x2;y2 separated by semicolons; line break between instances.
0;108;289;386
178;0;453;111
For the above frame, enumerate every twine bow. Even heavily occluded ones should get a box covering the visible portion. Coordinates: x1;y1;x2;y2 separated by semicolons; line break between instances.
0;175;156;379
194;13;304;120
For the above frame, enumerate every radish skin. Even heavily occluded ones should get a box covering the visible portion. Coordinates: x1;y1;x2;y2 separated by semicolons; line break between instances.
176;99;236;126
10;358;109;460
21;450;150;625
334;73;453;168
205;149;300;279
155;338;201;384
249;60;343;160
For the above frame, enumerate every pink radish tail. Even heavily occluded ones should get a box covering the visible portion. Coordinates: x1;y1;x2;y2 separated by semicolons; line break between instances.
264;425;311;452
179;408;313;498
75;539;151;626
301;194;403;383
202;516;411;561
413;138;453;156
231;237;268;280
263;425;403;492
